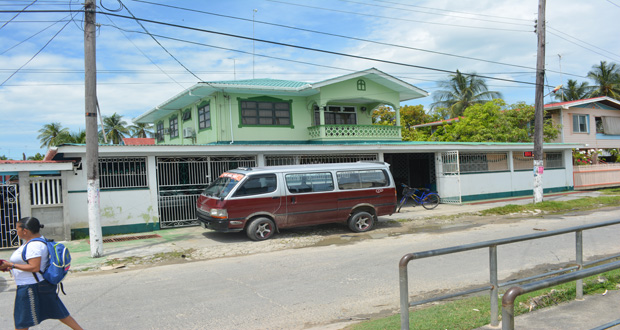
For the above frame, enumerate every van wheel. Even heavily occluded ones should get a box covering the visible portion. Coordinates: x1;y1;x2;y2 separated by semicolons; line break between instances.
247;217;275;241
348;211;374;233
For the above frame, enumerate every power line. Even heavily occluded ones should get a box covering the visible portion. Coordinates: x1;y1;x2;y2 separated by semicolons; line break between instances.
130;0;540;73
336;0;533;26
0;0;37;30
1;11;76;86
547;26;620;62
1;14;70;54
99;15;542;87
266;0;531;32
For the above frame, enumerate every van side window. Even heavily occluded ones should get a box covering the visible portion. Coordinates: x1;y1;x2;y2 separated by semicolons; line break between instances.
285;172;334;193
337;169;389;190
233;174;277;197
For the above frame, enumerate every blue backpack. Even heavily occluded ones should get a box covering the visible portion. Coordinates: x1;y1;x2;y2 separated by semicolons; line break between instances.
22;237;71;292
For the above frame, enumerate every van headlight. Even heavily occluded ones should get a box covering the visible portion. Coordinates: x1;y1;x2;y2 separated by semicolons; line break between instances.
210;208;228;219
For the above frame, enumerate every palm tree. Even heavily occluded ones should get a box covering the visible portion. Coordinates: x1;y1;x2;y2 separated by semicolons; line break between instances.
128;122;154;138
587;61;620;99
37;123;69;148
101;113;130;144
555;79;592;101
56;129;86;144
431;70;503;118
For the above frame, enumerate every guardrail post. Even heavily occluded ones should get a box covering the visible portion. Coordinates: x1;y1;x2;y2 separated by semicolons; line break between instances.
576;230;583;300
501;287;523;330
489;245;499;327
399;254;412;330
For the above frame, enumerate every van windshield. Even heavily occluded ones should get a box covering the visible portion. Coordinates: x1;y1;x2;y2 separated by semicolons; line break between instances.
202;172;245;198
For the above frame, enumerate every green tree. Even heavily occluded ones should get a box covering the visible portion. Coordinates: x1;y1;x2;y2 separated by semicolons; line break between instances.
57;129;86;144
129;122;154;138
431;100;560;142
0;155;8;160
101;113;130;144
555;79;592;101
37;123;69;148
27;153;45;160
587;61;620;98
372;106;396;125
430;70;503;118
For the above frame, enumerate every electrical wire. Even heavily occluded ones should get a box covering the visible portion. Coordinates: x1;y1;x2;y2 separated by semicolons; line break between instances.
1;14;70;54
265;0;530;33
1;11;77;86
0;0;37;30
129;0;541;73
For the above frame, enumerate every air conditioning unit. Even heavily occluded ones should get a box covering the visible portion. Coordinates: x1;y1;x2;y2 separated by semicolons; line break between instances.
183;127;195;138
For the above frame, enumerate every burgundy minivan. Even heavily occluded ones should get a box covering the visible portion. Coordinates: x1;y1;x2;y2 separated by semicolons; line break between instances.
196;162;397;240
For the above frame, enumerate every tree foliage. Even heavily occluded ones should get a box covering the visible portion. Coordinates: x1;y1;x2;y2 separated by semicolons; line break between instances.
101;113;130;144
129;122;154;138
27;153;45;161
587;61;620;99
37;122;69;148
555;79;592;101
372;105;437;141
427;100;560;142
430;70;503;118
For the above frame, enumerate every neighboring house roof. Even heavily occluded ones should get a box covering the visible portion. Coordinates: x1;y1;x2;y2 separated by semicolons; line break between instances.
544;96;620;111
410;117;461;129
134;68;429;123
122;138;156;145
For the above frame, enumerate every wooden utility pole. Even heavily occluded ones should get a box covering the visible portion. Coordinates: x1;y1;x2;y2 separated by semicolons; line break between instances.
533;0;546;203
84;0;103;257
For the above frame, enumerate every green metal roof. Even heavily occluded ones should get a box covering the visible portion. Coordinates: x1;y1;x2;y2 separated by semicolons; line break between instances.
208;78;310;88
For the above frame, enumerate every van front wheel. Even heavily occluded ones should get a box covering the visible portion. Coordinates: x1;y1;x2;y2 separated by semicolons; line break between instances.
247;217;275;241
348;211;374;233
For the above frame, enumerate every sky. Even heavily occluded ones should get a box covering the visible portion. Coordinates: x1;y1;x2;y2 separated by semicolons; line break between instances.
1;0;619;159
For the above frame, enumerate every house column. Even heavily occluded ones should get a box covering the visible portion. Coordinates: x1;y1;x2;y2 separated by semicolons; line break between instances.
18;171;31;218
319;105;326;138
394;106;401;126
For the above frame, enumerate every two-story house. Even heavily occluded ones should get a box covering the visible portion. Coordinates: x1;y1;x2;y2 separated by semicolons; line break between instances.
2;68;580;241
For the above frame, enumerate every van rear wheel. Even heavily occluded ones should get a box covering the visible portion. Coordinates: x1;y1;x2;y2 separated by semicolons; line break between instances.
348;211;374;233
247;217;275;241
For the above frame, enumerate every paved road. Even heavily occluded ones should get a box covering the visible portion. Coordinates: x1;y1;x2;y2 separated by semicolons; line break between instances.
1;206;619;329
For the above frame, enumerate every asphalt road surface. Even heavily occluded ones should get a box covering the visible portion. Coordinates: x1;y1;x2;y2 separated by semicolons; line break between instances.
1;208;619;329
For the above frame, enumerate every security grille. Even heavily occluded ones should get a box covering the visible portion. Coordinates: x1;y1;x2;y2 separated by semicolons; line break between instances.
439;151;462;204
156;156;256;228
265;153;377;166
459;153;509;173
99;157;147;189
1;184;20;248
513;152;564;170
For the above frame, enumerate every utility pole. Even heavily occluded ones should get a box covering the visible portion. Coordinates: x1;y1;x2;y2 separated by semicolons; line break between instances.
533;0;546;203
84;0;103;257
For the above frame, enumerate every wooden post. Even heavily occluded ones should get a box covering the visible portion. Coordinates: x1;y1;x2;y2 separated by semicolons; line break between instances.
533;0;546;203
84;0;103;257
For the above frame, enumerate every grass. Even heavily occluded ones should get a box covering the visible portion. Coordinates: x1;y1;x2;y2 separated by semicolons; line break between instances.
479;192;620;216
347;269;620;330
348;189;620;330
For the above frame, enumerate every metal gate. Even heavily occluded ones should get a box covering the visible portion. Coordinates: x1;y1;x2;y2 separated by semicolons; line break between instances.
438;151;462;204
155;156;256;228
1;184;20;248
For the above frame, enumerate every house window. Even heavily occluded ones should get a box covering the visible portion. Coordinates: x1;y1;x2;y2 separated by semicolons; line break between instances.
357;79;366;91
182;109;191;121
156;122;164;142
99;157;148;189
169;116;178;138
198;104;211;129
241;100;290;126
314;106;357;125
459;153;509;173
572;114;589;133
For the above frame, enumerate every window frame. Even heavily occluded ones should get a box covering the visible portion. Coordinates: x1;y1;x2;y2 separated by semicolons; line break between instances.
156;122;164;142
238;97;294;128
99;157;148;190
572;114;589;133
198;103;211;130
169;115;179;139
314;105;357;125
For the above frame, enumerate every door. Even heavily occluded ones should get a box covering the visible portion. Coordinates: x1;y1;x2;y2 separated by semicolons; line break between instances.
283;172;339;227
438;151;462;204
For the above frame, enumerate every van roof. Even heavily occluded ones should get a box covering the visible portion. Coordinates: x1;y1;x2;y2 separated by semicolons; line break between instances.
227;161;390;175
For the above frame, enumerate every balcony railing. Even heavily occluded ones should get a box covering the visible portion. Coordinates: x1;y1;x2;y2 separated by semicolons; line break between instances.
308;124;402;141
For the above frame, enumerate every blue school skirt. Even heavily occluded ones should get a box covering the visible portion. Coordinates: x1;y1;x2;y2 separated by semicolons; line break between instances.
14;281;70;328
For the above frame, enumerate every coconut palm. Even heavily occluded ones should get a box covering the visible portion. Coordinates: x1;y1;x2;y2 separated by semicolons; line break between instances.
37;123;69;148
101;113;130;144
555;79;592;101
56;129;86;144
430;70;503;118
128;122;154;138
587;61;620;99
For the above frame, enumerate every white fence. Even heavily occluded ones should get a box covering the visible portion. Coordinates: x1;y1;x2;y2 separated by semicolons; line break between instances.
30;177;63;205
573;163;620;189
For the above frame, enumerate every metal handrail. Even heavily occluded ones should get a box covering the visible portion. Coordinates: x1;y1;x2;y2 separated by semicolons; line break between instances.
502;260;620;330
399;219;620;329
